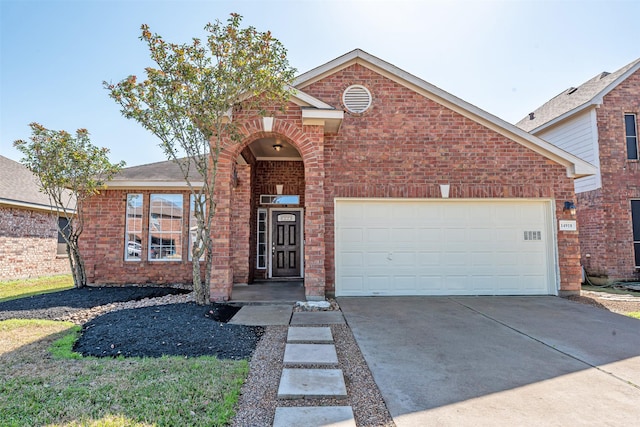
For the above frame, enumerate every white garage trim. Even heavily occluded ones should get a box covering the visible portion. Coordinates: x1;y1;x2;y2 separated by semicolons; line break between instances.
334;198;558;297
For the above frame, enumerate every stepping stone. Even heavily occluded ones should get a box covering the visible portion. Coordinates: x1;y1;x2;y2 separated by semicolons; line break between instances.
287;326;333;343
278;368;347;399
283;343;338;367
273;406;356;427
228;305;292;326
290;311;345;325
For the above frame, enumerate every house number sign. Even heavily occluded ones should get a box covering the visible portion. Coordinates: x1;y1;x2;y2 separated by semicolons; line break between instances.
559;220;577;231
277;214;296;222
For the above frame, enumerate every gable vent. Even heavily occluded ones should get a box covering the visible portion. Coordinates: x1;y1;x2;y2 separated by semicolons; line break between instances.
343;85;372;113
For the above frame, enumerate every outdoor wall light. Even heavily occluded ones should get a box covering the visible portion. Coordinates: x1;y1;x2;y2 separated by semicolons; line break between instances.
273;143;283;152
563;201;576;216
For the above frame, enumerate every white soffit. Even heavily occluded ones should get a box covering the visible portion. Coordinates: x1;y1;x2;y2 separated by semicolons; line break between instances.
295;49;597;179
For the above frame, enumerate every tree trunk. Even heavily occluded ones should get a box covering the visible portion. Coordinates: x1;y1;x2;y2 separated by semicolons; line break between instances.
192;257;208;305
67;235;86;288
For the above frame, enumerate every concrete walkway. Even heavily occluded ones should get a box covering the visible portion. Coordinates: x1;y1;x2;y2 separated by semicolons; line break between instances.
229;305;356;426
339;296;640;426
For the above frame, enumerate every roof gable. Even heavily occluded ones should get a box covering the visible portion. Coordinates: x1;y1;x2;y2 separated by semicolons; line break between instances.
295;49;596;178
517;57;640;133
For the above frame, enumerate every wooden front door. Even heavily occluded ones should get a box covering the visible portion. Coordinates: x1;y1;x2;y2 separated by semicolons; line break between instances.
271;210;301;277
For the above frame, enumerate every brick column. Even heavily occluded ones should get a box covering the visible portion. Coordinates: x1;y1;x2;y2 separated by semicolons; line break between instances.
210;152;234;301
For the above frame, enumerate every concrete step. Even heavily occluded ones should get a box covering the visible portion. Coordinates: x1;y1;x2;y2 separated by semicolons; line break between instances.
273;406;356;427
227;304;292;326
283;343;338;367
287;326;334;344
277;368;347;400
290;311;345;325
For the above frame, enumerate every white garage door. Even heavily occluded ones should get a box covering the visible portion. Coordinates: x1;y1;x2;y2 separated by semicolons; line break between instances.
335;199;556;296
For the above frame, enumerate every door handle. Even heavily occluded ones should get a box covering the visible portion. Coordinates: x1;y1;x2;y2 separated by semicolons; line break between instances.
272;244;275;255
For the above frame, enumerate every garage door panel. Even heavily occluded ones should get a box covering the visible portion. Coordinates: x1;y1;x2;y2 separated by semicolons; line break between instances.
417;252;441;265
341;252;363;267
335;200;554;296
367;228;389;242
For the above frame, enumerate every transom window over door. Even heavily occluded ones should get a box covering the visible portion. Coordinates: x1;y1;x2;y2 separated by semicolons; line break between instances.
149;194;183;261
625;114;638;160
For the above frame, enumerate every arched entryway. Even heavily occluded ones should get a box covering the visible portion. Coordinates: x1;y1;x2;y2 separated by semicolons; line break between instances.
209;117;327;301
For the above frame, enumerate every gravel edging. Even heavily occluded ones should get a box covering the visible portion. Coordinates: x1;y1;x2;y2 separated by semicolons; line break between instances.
231;323;394;427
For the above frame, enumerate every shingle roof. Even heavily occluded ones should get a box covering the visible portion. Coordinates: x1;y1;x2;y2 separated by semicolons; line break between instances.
109;157;205;186
517;57;640;132
0;155;56;210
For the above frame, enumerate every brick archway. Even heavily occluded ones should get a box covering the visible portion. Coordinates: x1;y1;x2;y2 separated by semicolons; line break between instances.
209;116;327;301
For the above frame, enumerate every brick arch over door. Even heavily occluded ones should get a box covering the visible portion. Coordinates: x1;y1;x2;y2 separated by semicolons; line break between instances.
210;117;327;301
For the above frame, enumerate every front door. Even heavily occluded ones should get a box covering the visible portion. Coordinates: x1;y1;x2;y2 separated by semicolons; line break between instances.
271;210;301;277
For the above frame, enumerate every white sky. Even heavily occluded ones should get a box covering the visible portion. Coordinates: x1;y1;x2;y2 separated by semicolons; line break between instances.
1;0;638;166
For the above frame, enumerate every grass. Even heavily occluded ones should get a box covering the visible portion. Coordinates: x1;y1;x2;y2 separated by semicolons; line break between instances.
0;274;74;302
0;275;252;425
0;319;248;427
627;312;640;320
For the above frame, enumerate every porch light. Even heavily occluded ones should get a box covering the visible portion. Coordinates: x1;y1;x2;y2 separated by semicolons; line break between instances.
563;201;576;216
273;143;283;152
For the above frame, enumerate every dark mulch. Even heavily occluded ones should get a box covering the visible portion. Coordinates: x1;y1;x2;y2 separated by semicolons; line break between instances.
0;286;190;321
74;303;263;359
0;286;263;360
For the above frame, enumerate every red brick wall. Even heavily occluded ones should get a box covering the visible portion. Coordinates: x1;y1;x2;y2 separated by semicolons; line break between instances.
80;190;204;286
231;165;251;283
0;206;70;280
300;63;580;294
578;69;640;281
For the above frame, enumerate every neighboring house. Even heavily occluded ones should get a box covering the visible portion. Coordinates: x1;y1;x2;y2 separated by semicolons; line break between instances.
82;49;596;301
517;57;640;283
0;155;71;280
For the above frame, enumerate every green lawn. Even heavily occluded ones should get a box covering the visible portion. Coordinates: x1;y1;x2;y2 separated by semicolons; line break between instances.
0;319;248;427
0;274;74;302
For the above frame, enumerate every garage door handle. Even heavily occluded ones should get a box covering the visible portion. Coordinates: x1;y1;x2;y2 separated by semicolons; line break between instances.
387;252;393;261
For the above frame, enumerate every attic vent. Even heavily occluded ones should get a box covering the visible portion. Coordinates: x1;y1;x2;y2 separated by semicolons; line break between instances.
567;87;578;95
343;85;372;113
529;112;535;120
599;71;610;80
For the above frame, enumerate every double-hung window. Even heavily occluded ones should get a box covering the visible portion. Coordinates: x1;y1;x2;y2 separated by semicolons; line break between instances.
125;194;143;261
632;201;640;268
149;194;183;261
625;113;638;160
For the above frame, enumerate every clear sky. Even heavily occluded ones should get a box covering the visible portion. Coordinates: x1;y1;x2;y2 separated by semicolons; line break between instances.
1;0;638;167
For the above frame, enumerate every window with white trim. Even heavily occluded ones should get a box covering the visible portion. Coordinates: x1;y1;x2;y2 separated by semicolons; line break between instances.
125;194;143;261
625;113;638;160
149;194;183;261
257;208;267;269
189;194;205;261
632;200;640;268
57;217;70;255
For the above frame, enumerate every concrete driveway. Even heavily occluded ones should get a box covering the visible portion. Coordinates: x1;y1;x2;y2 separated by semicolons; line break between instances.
338;296;640;426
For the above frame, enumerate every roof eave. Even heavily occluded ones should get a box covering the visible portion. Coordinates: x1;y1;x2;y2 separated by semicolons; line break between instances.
105;181;202;190
528;59;640;134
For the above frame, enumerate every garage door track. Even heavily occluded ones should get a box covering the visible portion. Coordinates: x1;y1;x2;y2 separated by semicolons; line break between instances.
339;296;640;426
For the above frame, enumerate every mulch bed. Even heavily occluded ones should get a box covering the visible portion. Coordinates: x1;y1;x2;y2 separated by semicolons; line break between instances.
0;286;189;321
0;286;264;360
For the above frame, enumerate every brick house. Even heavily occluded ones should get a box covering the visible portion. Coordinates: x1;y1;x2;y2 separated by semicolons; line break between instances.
83;49;596;300
0;155;71;280
517;57;640;283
